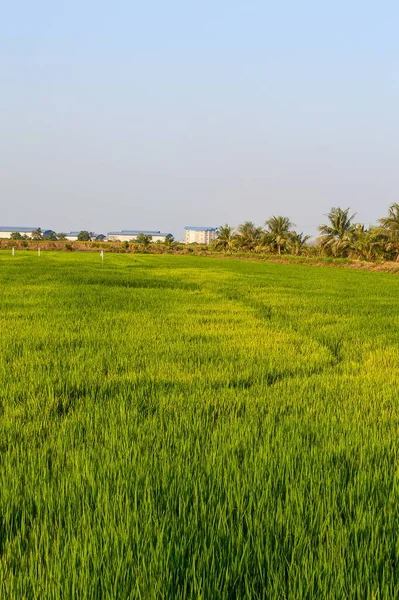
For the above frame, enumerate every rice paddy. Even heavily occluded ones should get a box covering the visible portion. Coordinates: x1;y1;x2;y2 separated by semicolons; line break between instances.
1;251;399;599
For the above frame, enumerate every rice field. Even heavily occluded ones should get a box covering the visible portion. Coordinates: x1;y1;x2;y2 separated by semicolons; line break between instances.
1;251;399;599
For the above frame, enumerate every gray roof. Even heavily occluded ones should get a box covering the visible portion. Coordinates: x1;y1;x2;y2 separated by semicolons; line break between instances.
121;230;161;234
0;226;38;233
67;232;104;237
108;230;172;236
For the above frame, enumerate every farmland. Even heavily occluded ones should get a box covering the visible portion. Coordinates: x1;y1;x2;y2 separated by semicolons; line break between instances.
1;251;399;599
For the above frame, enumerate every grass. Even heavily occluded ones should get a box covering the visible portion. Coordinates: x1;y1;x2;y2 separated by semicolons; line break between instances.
1;251;399;599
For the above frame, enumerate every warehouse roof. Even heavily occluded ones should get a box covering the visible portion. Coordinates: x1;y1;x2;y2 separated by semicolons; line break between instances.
184;226;217;231
0;226;38;232
107;230;172;236
121;230;161;234
67;232;105;237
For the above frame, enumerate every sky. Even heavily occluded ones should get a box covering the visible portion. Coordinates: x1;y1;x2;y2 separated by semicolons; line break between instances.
1;1;398;240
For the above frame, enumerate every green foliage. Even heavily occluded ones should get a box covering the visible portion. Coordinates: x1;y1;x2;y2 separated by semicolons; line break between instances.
289;231;311;256
351;225;389;262
212;206;399;260
215;224;236;251
1;252;399;597
43;230;57;241
318;207;356;257
135;233;153;247
163;235;175;248
378;203;399;259
77;231;91;241
31;228;43;240
236;221;263;251
265;216;295;255
379;202;399;236
10;232;22;240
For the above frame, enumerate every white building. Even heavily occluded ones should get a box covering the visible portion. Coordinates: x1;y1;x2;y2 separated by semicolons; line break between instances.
0;227;39;239
107;230;173;243
184;227;217;244
65;231;80;241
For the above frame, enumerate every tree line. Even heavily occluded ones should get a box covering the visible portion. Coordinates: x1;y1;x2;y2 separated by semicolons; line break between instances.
7;203;399;262
212;204;399;261
10;229;106;242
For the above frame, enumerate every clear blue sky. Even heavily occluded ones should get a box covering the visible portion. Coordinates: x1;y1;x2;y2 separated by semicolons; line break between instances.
1;1;398;239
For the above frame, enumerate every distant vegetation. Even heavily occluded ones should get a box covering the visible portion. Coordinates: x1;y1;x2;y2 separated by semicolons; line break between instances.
3;203;399;263
213;203;399;261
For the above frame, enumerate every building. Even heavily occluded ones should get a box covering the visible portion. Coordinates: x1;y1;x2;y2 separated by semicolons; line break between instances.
0;227;39;239
184;227;217;244
65;232;106;241
65;231;80;241
107;230;173;243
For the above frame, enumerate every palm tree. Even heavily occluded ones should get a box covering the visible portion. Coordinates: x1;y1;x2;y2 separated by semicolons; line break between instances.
163;235;175;249
289;231;311;256
318;207;356;257
351;226;388;262
236;221;263;251
215;224;236;252
379;203;399;235
378;203;399;259
265;216;294;255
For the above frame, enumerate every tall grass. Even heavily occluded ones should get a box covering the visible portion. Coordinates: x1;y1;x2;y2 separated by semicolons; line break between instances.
1;251;399;598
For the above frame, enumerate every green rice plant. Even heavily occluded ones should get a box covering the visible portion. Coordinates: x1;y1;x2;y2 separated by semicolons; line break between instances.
1;251;399;598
